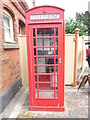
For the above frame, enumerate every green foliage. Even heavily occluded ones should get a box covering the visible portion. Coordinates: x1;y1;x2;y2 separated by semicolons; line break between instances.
65;18;88;36
76;11;90;28
65;11;90;36
76;12;83;23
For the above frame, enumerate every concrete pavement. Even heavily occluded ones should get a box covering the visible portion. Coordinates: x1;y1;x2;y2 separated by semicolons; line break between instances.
0;86;89;119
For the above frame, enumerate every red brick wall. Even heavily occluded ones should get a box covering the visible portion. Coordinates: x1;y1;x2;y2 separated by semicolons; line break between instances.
0;1;3;93
0;1;28;93
1;50;20;93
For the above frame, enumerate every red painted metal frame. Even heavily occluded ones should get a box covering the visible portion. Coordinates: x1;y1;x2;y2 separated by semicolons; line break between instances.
26;5;65;112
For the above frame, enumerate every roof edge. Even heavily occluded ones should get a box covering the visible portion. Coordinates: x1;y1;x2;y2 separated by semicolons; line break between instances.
26;5;65;13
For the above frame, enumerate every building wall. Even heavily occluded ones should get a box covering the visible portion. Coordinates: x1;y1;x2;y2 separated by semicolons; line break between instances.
0;0;29;112
0;1;28;92
1;50;20;92
0;2;3;94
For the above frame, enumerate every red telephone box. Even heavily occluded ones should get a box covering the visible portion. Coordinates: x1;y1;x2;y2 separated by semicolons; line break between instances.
26;5;65;111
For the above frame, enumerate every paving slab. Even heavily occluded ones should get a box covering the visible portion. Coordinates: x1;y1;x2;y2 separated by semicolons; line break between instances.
0;86;89;119
17;86;89;118
0;86;28;119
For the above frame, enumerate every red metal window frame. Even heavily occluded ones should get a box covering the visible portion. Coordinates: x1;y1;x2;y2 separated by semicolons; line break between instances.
28;23;64;110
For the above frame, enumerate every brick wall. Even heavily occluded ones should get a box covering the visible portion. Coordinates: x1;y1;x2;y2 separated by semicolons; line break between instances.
0;1;3;94
1;50;20;92
0;1;29;93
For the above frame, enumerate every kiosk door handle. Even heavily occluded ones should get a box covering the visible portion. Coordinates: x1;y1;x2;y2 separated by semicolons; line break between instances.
59;58;62;63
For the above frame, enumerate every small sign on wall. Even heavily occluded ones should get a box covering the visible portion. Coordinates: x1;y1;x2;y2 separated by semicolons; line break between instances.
30;14;60;20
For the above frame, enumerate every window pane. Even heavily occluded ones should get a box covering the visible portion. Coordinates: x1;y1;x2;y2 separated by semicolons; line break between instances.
37;38;58;46
3;15;10;27
37;28;54;36
37;38;54;46
56;75;58;82
56;66;58;73
55;28;58;36
38;57;54;64
39;91;54;98
35;66;37;73
37;48;54;55
33;38;36;46
35;83;37;90
38;66;54;73
56;91;58;98
34;57;37;64
35;91;37;98
56;48;58;55
37;48;58;56
35;75;37;82
50;75;58;83
3;14;11;39
39;83;58;90
56;58;58;64
34;48;36;55
33;28;35;37
56;38;58;46
5;27;11;38
37;57;58;64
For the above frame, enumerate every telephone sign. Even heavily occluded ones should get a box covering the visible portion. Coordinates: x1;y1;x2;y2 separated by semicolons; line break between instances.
30;14;60;20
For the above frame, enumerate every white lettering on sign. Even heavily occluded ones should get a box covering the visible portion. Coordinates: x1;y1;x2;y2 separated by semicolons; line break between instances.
30;14;60;20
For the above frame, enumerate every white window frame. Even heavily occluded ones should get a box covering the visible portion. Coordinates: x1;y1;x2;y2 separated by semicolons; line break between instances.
3;10;15;43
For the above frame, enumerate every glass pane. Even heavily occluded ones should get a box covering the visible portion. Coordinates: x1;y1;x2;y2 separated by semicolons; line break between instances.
56;91;58;98
38;57;46;64
35;83;37;90
34;48;36;55
38;57;54;64
56;84;58;90
33;28;35;37
34;27;59;99
37;28;54;36
35;91;37;98
56;48;58;55
39;83;54;90
56;38;58;46
35;75;37;82
37;48;58;56
37;57;58;64
38;75;58;83
56;66;58;73
3;15;10;27
37;48;55;56
35;66;37;73
56;75;58;82
34;57;37;64
50;74;58;83
39;91;54;98
55;28;58;36
37;38;54;46
38;75;51;82
39;83;58;90
5;27;11;38
56;58;58;64
37;38;58;46
33;38;36;46
38;66;54;73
